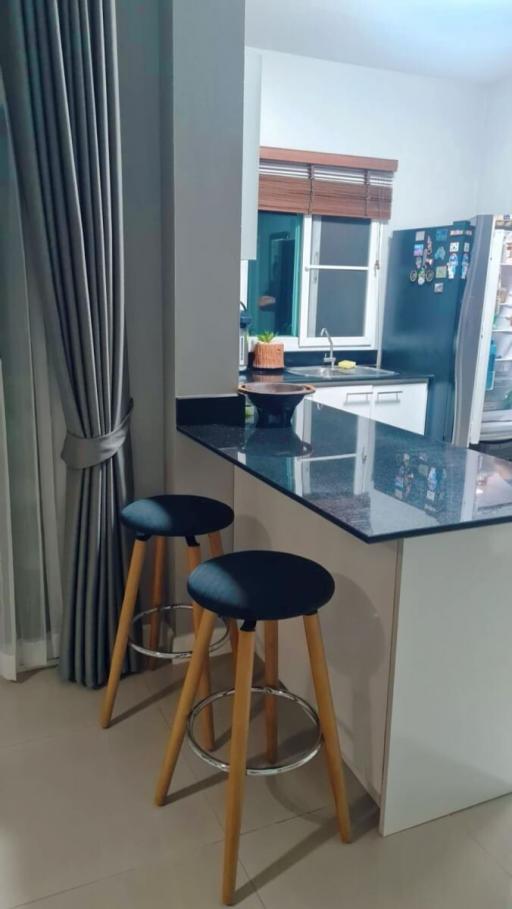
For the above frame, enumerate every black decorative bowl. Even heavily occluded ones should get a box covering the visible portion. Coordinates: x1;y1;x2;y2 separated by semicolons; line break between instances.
239;382;315;428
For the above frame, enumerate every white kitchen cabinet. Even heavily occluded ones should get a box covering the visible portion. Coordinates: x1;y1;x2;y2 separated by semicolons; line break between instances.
312;381;428;434
313;384;372;419
240;49;261;261
372;383;428;434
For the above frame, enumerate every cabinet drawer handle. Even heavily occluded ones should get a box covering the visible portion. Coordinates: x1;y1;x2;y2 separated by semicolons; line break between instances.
345;392;371;403
376;390;403;403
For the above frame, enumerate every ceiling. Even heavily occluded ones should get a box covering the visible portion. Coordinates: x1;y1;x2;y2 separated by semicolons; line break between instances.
245;0;512;83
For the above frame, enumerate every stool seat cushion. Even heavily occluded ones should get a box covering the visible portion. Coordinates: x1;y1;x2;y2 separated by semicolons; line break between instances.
121;495;234;539
188;550;334;622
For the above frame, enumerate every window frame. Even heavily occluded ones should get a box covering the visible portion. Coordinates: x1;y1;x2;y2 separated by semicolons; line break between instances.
298;216;380;349
244;212;382;351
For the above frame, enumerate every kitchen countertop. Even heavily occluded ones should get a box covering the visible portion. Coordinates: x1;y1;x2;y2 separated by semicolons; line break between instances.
241;367;431;386
178;397;512;544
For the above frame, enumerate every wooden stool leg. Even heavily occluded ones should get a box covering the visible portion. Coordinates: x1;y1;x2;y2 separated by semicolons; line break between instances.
207;531;223;558
264;620;279;764
222;627;255;905
208;531;239;673
148;536;166;669
303;613;352;843
187;541;215;752
227;620;239;668
155;610;217;805
100;539;146;729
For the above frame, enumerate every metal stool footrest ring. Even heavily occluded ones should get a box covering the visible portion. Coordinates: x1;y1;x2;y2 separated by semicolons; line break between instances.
128;604;229;661
187;686;322;776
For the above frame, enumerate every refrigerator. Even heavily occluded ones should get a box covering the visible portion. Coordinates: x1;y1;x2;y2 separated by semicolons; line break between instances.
381;215;512;452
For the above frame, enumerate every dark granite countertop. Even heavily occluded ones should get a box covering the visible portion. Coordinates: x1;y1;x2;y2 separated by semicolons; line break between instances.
178;398;512;544
241;367;431;386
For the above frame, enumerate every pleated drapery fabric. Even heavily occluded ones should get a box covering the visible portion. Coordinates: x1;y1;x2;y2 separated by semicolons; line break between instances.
0;69;63;679
0;1;135;687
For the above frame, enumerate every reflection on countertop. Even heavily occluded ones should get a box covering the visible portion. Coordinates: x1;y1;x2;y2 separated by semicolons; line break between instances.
178;397;512;543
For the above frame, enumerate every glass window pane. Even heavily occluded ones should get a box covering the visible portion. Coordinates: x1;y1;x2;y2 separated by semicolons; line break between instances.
247;211;302;336
307;269;367;337
311;216;370;267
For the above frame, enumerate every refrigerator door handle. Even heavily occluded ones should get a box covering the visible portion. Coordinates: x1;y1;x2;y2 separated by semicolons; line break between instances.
452;216;496;447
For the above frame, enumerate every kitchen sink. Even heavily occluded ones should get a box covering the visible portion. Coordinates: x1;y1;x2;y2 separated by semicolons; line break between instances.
287;365;397;380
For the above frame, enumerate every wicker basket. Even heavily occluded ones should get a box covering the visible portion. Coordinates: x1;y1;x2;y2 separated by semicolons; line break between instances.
253;341;284;370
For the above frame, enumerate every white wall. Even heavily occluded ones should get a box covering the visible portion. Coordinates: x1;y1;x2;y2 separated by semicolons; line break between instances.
118;0;245;506
170;0;246;576
118;0;165;498
253;49;488;233
174;0;244;397
478;75;512;215
241;49;262;260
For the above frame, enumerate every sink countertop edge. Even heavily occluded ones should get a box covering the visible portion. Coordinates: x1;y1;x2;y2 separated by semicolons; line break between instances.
242;368;432;387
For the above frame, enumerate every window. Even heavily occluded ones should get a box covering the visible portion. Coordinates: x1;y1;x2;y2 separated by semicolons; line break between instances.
300;216;379;347
244;146;396;350
247;211;302;337
246;212;380;348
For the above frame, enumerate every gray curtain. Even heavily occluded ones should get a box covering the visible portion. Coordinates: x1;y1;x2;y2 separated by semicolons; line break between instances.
0;68;63;679
0;1;135;687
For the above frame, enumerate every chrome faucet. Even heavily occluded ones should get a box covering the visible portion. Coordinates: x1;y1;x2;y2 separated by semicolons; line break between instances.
320;327;336;367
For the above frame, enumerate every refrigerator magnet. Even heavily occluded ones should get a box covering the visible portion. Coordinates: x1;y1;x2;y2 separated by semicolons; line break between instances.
461;252;469;279
449;241;459;252
464;242;470;253
415;230;425;241
434;283;444;293
435;246;446;261
425;269;434;282
409;269;418;282
415;256;422;268
435;228;448;241
417;267;426;286
447;253;458;278
450;228;464;236
423;235;433;263
435;265;447;279
413;242;424;257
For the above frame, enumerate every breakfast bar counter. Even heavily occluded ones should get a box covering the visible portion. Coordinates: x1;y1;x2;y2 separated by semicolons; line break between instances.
178;397;512;835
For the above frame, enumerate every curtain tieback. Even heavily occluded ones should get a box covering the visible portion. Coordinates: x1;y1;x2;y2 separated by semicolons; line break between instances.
61;400;133;469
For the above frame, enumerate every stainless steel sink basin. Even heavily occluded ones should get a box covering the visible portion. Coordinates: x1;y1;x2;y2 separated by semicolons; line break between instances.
287;365;397;380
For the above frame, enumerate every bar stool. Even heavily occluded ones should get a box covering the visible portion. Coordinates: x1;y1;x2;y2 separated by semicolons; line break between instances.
100;494;237;749
154;549;352;905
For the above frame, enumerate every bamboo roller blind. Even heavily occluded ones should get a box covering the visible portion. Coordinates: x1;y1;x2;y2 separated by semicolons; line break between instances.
258;147;398;221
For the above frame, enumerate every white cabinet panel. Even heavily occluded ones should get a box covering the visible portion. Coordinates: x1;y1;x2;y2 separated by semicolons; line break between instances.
382;523;512;834
234;469;399;802
313;381;428;435
313;384;372;419
372;383;428;434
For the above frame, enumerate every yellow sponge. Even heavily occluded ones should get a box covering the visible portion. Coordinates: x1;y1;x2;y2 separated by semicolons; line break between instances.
337;359;356;370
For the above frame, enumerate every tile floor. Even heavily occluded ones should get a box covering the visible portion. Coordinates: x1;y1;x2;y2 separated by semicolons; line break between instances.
1;655;512;908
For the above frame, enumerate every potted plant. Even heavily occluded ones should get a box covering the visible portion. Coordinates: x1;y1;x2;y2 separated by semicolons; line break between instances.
252;331;285;370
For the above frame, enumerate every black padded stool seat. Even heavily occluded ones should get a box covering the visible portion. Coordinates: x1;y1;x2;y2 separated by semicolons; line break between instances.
188;550;335;623
121;494;234;539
